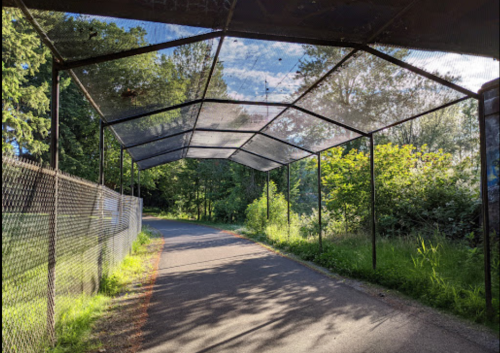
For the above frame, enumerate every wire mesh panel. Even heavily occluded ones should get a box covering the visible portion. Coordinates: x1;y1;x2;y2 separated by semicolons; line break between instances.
196;102;285;131
2;156;143;353
242;134;310;164
31;10;216;61
186;148;237;159
263;108;361;152
369;46;499;93
111;103;200;147
206;37;349;102
230;150;282;172
190;131;253;147
128;132;192;161
137;149;185;170
72;39;219;122
296;51;466;133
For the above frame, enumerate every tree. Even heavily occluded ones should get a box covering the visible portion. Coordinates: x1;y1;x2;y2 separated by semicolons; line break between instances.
2;8;50;157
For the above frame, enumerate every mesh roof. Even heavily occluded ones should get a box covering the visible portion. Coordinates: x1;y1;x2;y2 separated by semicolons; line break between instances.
32;10;215;61
186;148;237;159
262;108;362;153
128;132;191;161
111;103;200;147
12;5;491;172
136;149;185;170
190;131;253;148
196;102;285;131
295;51;467;133
230;150;282;172
72;39;219;122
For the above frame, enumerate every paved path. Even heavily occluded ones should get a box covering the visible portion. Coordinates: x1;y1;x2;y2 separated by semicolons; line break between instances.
140;217;494;353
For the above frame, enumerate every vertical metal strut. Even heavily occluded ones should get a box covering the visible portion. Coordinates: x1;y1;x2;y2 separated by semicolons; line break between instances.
120;147;124;195
138;169;141;198
47;59;59;346
317;153;323;253
478;92;492;319
267;171;270;220
370;134;377;270
98;120;104;185
131;162;135;197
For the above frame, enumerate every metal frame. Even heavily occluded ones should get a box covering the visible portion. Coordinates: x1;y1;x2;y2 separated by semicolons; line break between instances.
317;152;323;253
32;0;494;325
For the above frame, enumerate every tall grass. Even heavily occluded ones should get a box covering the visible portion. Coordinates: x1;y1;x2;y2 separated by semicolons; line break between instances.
46;227;160;353
252;225;499;330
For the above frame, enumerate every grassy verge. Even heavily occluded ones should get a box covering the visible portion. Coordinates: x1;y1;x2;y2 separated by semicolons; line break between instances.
47;227;162;353
146;211;499;333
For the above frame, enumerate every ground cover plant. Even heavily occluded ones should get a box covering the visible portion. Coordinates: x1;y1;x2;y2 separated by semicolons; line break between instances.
45;227;161;353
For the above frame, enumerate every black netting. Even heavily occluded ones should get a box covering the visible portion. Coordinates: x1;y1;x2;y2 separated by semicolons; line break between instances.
263;108;361;153
296;51;466;133
72;39;218;122
32;10;215;61
190;131;253;148
196;102;285;130
128;132;191;161
136;149;184;170
111;103;200;147
186;148;236;159
206;36;349;102
230;150;282;172
369;46;499;93
242;134;310;164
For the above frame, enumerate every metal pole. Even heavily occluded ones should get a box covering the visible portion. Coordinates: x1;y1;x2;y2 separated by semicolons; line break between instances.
287;164;290;226
47;59;59;346
131;161;135;197
317;153;323;253
138;169;141;198
98;120;104;185
267;171;270;220
120;146;124;195
370;134;377;270
478;91;493;319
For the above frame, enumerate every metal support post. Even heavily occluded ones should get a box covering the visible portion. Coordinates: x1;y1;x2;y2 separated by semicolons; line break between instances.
478;91;493;319
267;171;270;220
98;120;104;185
287;164;291;228
370;134;377;270
47;59;59;346
317;153;323;253
138;169;141;198
131;162;134;197
120;146;124;195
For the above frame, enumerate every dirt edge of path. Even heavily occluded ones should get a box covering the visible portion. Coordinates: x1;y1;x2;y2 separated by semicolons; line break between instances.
87;231;165;353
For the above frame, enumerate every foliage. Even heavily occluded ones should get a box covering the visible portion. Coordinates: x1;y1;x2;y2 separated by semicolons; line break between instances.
2;8;51;156
321;143;480;239
245;181;295;234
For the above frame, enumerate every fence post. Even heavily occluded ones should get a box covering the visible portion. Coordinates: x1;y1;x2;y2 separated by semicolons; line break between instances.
267;171;270;220
138;169;141;199
370;134;377;270
287;164;290;239
47;59;59;346
478;88;493;320
131;162;134;197
317;153;323;253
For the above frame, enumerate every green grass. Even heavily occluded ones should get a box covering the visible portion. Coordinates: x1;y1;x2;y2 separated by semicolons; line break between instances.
44;227;160;353
147;211;499;333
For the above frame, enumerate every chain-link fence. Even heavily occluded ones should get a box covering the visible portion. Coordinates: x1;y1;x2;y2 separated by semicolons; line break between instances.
2;155;143;353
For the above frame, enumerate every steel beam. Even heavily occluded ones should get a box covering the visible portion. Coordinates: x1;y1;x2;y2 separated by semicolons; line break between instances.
370;134;377;270
317;153;323;253
267;171;270;220
478;91;493;320
120;147;124;195
138;169;141;198
131;161;134;197
98;120;104;185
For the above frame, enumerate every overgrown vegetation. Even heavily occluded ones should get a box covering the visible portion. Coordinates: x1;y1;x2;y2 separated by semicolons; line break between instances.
47;227;160;353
